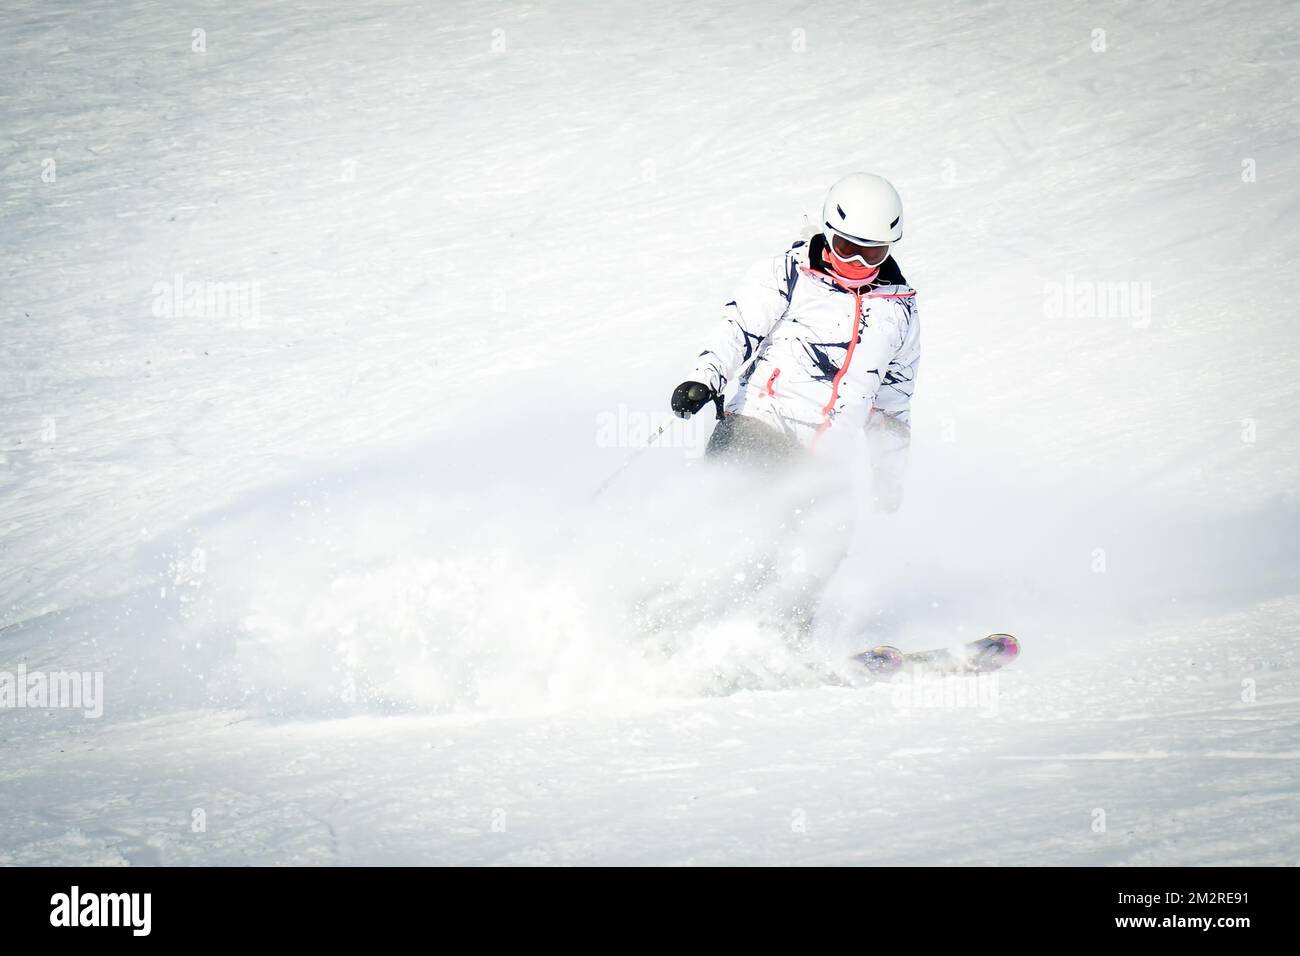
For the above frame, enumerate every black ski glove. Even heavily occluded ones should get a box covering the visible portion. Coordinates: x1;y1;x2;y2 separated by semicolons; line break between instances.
671;381;721;420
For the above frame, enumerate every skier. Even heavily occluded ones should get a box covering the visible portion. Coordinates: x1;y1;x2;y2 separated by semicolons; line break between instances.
670;172;918;513
656;188;1020;673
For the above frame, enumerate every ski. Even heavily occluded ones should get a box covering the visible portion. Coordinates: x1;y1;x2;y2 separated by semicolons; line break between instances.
852;633;1020;677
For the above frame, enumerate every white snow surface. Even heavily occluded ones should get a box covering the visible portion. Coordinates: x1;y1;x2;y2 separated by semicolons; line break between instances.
2;0;1299;865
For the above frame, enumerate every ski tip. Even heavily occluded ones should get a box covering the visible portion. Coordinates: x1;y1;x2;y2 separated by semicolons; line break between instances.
987;633;1020;660
872;644;904;664
851;644;904;674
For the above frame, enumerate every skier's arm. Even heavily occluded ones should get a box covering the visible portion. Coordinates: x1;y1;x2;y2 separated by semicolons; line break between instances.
872;304;920;425
866;307;920;513
686;255;794;394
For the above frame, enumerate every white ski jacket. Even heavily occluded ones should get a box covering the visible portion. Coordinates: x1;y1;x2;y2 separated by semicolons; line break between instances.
688;233;920;455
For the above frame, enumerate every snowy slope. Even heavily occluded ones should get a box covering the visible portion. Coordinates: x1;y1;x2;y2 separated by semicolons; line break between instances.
2;0;1298;865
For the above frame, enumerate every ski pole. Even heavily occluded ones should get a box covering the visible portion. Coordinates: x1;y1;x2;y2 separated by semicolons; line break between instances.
586;395;724;503
586;422;671;503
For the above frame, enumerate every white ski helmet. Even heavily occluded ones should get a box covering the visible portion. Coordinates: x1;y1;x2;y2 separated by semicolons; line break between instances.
821;173;904;247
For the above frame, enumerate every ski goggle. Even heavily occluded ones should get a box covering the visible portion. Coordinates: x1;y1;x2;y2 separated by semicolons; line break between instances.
825;226;891;267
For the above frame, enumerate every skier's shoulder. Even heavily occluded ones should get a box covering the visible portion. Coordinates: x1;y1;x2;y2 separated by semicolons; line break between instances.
743;226;821;290
865;284;918;315
865;259;918;318
861;266;918;356
739;235;810;289
785;221;821;271
867;256;916;298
